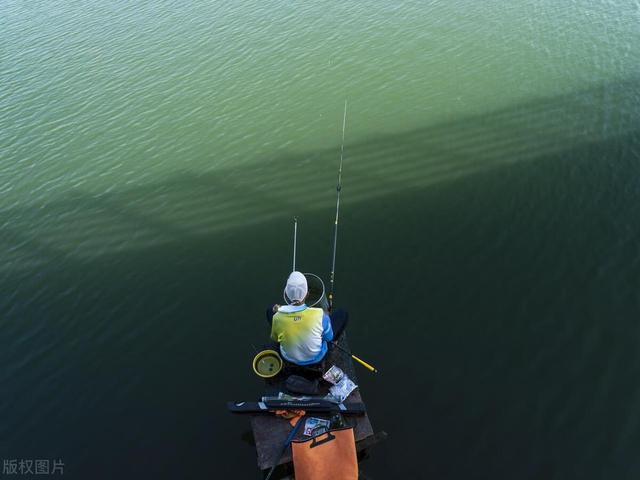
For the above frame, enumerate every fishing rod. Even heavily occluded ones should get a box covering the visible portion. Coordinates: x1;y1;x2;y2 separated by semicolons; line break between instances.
264;415;305;480
331;341;378;374
292;216;298;271
328;100;347;310
326;102;379;374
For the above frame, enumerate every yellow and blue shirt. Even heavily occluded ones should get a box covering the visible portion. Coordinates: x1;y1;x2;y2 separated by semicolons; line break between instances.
270;304;333;365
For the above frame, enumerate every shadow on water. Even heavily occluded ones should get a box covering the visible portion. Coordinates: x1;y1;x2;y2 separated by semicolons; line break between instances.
2;77;640;479
1;78;638;272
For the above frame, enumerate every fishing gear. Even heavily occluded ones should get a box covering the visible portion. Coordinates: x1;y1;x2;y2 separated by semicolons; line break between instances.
285;375;320;395
292;216;298;271
252;349;283;378
328;100;348;311
228;400;366;414
331;341;378;374
264;415;305;480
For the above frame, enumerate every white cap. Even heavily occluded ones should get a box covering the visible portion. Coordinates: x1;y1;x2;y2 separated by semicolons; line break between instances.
285;271;308;303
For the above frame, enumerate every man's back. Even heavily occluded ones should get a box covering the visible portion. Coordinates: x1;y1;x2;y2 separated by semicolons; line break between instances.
271;304;333;365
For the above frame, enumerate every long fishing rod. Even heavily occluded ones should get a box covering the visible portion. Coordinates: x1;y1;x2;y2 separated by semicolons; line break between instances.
328;100;347;310
264;415;304;480
326;102;379;374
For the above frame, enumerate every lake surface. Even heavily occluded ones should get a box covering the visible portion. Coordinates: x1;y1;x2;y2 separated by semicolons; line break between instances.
2;0;640;478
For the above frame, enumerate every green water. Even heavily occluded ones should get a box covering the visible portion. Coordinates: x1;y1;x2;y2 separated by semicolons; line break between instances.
2;1;640;478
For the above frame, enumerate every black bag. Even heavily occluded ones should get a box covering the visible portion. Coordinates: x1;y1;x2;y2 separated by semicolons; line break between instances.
285;375;320;395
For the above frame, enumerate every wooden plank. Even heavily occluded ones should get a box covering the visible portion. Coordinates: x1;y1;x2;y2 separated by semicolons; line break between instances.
356;430;388;454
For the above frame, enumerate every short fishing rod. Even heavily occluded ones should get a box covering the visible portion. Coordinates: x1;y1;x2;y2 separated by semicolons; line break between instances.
328;100;347;311
292;217;298;271
331;340;378;374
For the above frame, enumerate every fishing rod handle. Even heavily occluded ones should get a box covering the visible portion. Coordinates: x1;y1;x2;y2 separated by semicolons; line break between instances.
351;354;378;374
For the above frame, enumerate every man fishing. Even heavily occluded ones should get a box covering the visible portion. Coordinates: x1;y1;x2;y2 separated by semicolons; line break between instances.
266;271;348;366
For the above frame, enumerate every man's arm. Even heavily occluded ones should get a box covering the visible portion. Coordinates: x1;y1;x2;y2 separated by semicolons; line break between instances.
269;310;278;341
322;312;334;342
